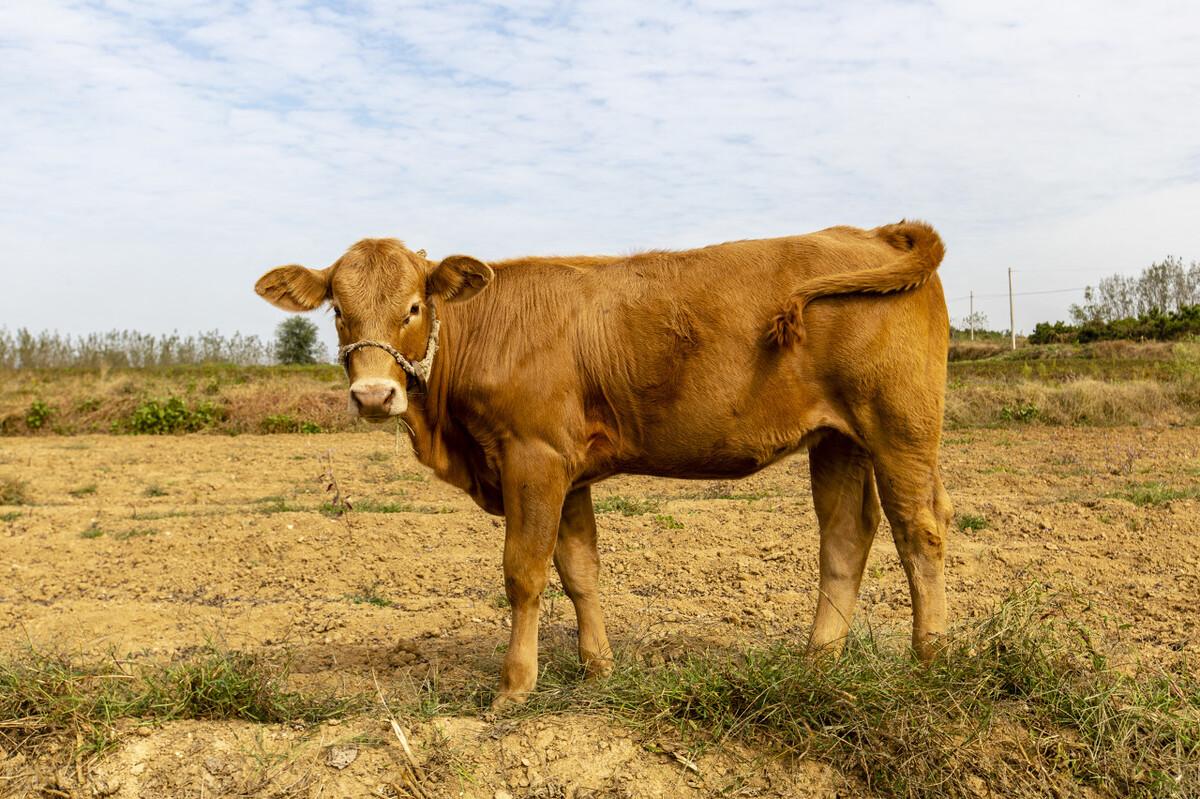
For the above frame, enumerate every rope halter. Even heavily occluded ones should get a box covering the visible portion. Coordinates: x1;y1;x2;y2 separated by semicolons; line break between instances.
336;301;441;385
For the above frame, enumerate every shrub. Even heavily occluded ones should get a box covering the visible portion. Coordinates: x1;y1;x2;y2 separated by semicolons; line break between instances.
274;317;324;365
127;397;223;434
25;400;53;431
260;414;322;434
1029;304;1200;345
999;401;1040;423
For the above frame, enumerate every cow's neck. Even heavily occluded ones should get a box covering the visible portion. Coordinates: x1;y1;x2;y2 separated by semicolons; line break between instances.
398;304;477;495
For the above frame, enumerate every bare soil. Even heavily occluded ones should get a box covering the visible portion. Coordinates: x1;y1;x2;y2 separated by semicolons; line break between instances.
1;427;1198;797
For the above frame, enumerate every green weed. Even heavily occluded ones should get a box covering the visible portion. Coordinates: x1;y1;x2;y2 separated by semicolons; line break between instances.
594;496;658;516
957;513;988;532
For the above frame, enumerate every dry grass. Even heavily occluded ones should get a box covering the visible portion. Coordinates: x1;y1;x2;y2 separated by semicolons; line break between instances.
2;341;1198;435
944;378;1198;428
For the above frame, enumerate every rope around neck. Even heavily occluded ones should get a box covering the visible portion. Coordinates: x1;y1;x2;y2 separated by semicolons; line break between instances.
336;302;441;384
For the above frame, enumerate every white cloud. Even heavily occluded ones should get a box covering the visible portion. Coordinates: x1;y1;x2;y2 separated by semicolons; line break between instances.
1;0;1198;347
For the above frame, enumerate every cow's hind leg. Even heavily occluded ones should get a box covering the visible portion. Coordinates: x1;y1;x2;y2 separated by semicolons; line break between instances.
554;487;613;678
807;433;882;654
870;445;952;661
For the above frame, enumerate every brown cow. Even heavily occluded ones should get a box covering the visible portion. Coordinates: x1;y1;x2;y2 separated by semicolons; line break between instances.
255;221;952;708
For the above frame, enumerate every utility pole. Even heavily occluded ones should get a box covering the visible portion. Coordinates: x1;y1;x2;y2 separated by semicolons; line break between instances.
969;291;975;341
1008;268;1016;351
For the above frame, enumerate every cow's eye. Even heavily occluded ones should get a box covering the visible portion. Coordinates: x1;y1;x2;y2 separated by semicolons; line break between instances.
409;302;420;316
332;306;342;318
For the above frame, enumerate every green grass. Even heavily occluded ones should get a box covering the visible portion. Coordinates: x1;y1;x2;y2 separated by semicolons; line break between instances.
326;498;453;515
79;524;105;539
1;511;21;522
114;527;157;541
593;495;659;516
1118;482;1200;507
956;513;988;532
1;476;30;505
143;483;168;497
254;496;307;514
0;647;360;757
346;584;394;608
348;499;414;513
653;514;684;529
419;590;1200;799
68;483;97;498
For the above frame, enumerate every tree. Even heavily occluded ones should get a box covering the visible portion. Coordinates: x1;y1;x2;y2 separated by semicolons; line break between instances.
1071;256;1200;323
274;316;324;365
959;310;989;338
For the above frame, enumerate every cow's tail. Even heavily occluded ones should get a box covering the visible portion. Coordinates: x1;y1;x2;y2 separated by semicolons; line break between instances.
767;219;946;348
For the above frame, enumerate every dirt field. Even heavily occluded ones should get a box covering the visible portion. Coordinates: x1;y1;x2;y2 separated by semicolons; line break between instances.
1;428;1198;797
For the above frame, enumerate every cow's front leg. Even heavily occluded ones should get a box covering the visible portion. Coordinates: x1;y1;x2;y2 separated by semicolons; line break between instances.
493;442;569;710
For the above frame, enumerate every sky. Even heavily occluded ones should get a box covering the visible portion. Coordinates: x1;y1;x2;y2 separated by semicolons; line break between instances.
2;1;1199;352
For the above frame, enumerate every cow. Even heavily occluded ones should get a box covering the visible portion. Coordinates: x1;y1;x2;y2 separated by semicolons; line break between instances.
255;221;952;708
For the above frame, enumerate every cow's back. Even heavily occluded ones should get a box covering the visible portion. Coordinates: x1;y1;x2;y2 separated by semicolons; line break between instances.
447;226;947;482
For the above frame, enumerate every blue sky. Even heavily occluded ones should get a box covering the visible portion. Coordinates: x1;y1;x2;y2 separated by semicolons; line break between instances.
2;1;1199;350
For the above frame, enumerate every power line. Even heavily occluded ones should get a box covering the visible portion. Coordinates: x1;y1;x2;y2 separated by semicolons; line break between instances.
947;286;1087;303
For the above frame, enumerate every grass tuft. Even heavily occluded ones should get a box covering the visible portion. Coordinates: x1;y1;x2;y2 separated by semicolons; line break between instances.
345;583;395;608
956;512;988;532
68;483;97;498
1;476;30;505
593;495;659;516
433;590;1200;798
1118;481;1200;507
0;647;360;757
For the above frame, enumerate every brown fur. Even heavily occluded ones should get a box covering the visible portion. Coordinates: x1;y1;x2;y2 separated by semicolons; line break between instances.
255;220;953;706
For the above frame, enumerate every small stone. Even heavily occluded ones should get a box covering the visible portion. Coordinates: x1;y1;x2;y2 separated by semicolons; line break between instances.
494;790;514;799
325;745;358;770
92;778;121;797
130;763;146;776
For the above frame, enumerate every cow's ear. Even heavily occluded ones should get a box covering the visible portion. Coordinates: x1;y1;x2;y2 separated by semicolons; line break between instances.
255;265;330;311
428;255;493;303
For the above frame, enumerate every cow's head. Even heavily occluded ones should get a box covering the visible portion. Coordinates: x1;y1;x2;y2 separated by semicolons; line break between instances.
255;238;492;420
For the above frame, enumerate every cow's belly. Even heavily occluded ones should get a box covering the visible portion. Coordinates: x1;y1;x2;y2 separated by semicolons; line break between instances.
600;375;838;481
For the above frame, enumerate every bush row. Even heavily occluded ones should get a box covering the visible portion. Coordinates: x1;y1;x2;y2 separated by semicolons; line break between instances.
1030;304;1200;344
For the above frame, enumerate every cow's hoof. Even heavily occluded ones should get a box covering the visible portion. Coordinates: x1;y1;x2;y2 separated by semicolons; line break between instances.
583;658;614;680
489;690;528;714
912;631;947;664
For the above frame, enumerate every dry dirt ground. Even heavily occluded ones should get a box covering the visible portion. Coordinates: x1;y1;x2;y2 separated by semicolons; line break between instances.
1;428;1198;797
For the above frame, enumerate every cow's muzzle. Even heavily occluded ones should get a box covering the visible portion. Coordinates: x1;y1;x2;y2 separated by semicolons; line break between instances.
349;379;406;419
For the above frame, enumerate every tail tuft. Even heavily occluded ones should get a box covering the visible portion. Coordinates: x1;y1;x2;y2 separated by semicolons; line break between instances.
877;219;945;271
766;300;805;348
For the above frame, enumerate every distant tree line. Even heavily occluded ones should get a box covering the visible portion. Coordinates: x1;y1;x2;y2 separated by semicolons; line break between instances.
0;317;327;369
1029;256;1200;345
1069;256;1200;324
